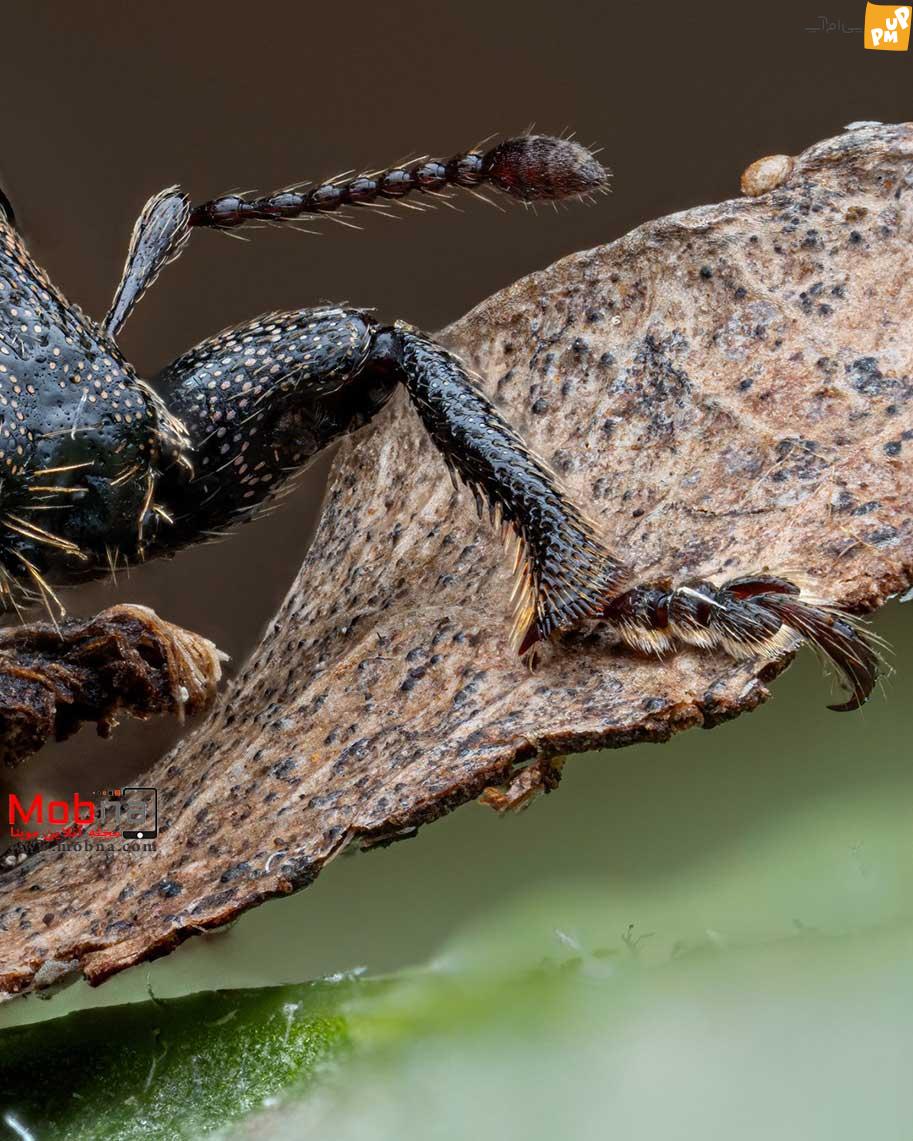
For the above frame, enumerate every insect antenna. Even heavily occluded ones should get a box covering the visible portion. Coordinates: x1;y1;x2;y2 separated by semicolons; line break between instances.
187;134;609;234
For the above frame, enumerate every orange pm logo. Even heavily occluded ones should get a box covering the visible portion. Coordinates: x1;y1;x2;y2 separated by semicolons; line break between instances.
864;3;912;48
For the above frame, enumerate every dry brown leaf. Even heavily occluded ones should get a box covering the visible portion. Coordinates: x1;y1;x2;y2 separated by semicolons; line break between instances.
1;121;911;999
0;606;223;767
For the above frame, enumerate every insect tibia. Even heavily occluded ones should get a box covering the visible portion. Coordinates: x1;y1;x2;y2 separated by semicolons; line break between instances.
603;575;880;711
385;326;627;657
188;134;610;230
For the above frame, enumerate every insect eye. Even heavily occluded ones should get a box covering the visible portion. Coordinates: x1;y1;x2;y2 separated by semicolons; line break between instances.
0;186;16;228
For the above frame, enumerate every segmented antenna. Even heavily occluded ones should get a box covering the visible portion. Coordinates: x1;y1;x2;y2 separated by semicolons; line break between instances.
104;135;609;339
188;135;610;230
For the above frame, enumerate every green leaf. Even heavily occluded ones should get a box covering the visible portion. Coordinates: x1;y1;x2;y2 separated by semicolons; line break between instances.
0;980;358;1140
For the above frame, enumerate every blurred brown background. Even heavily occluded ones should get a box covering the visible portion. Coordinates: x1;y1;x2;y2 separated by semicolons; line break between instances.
0;0;910;814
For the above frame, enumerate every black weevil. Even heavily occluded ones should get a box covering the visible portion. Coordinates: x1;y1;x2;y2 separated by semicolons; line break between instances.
0;134;878;763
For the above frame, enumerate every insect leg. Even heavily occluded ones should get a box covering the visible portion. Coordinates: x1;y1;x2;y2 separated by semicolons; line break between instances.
367;323;630;654
147;307;628;656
